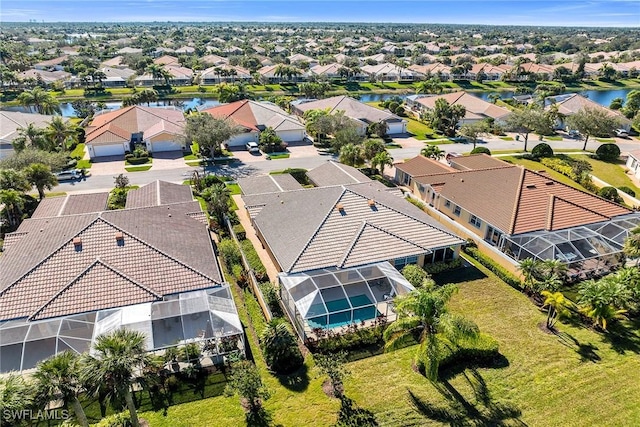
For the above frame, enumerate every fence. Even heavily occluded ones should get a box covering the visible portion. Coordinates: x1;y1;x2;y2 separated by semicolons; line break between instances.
224;216;273;322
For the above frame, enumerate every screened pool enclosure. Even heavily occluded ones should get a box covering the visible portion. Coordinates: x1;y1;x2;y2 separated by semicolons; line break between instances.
500;214;640;278
0;286;244;373
279;262;415;339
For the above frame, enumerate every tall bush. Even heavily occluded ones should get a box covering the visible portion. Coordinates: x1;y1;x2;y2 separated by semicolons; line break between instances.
531;143;553;159
595;143;621;162
261;322;304;374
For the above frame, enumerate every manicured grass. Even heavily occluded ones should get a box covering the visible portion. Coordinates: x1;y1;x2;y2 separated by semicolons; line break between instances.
70;143;86;159
501;156;587;190
125;165;152;172
406;117;446;141
183;154;199;161
385;143;402;149
76;159;92;169
225;183;241;195
596;138;616;143
267;152;290;159
125;157;152;165
543;135;563;141
572;154;640;195
186;160;203;167
499;136;514;141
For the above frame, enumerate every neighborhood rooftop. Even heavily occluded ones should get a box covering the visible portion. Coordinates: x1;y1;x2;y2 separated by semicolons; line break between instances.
237;174;304;195
306;161;371;187
125;180;194;209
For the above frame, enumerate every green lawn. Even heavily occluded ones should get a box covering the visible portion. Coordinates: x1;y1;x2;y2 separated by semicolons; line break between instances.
573;154;640;195
125;165;152;172
499;136;514;141
225;183;241;195
267;152;290;159
134;260;640;426
596;138;616;143
500;156;587;190
77;159;92;169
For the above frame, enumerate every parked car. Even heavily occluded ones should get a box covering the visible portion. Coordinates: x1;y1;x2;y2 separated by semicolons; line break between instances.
615;129;630;139
567;130;581;139
55;169;86;181
245;142;260;153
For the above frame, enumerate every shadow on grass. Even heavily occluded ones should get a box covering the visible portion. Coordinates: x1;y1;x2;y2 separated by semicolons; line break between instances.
438;353;510;381
276;363;310;392
245;407;284;427
335;395;378;426
432;264;488;286
554;331;601;363
408;368;527;426
601;318;640;355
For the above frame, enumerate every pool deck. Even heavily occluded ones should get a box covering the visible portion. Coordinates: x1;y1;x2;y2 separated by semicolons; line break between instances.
303;304;397;339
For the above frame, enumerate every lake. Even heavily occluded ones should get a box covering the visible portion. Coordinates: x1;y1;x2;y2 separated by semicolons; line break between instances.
4;88;635;117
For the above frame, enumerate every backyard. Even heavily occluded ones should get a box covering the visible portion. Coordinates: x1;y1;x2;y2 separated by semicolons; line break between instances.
133;260;640;426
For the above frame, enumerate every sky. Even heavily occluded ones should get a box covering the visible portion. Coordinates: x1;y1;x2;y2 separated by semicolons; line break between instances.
1;0;639;27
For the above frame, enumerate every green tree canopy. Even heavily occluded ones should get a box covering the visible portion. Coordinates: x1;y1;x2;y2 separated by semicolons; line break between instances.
566;107;621;150
183;113;241;158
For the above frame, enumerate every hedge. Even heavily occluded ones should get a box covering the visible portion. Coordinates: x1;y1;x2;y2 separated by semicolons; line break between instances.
531;143;554;158
240;239;268;281
618;186;636;197
463;246;522;290
470;146;491;155
307;317;393;357
423;257;463;275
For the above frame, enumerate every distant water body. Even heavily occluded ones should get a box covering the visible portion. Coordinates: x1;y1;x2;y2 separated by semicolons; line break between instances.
3;89;635;117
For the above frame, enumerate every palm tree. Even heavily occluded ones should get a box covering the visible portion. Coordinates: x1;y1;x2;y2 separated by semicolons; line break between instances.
578;279;629;330
623;226;640;265
81;329;150;427
0;189;26;228
34;352;89;427
25;163;58;200
0;373;34;420
202;183;231;227
383;285;479;380
420;145;445;160
261;322;304;374
16;87;54;114
371;151;394;175
46;116;75;151
540;290;573;330
12;123;50;152
145;64;165;85
339;143;365;167
518;258;541;294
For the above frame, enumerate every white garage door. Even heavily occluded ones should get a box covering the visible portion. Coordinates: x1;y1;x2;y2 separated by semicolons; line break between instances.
92;144;125;157
227;132;258;147
387;122;406;135
151;140;183;152
276;130;305;142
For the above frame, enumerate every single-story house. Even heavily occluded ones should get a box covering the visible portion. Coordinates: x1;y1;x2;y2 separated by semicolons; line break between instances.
84;106;186;158
202;100;306;147
0;182;243;373
240;172;465;339
200;65;252;85
291;95;408;135
402;154;640;276
237;174;303;196
34;55;68;71
18;69;71;87
0;111;59;159
414;91;512;125
546;93;632;131
361;62;423;81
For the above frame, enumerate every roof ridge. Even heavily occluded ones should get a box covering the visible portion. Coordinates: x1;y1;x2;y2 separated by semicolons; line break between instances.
414;164;515;179
551;194;611;225
28;259;162;320
508;167;527;235
288;187;346;273
546;194;556;231
337;221;369;268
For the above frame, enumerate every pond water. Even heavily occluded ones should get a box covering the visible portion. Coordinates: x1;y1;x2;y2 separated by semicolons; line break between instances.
3;88;635;117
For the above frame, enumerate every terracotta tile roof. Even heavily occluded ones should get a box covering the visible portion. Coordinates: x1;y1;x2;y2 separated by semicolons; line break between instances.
0;202;221;321
245;181;464;273
416;91;511;121
293;96;404;124
86;106;185;144
202;100;303;133
394;155;454;177
547;94;631;125
449;154;512;171
416;166;631;235
307;161;370;187
125;181;194;209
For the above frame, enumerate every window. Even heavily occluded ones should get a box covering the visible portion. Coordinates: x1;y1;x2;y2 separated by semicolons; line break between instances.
469;215;481;228
444;200;451;208
453;205;461;216
418;184;425;193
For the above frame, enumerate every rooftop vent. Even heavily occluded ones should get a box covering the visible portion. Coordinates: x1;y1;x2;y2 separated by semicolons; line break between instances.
367;199;375;207
526;184;537;189
73;237;82;251
115;232;124;241
545;181;554;186
336;203;344;211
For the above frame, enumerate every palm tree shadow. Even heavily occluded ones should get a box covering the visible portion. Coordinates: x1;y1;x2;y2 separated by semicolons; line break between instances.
554;331;601;363
275;363;310;392
600;319;640;355
408;369;527;427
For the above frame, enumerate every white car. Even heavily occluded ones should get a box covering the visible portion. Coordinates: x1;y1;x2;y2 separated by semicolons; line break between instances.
615;129;630;139
245;142;260;153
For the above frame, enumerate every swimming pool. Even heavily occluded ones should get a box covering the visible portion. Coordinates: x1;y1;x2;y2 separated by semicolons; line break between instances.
307;294;381;329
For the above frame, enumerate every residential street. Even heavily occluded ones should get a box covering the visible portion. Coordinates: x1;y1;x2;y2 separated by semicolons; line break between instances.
55;134;639;193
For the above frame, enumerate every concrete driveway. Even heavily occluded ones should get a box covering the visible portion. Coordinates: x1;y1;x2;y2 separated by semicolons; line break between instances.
151;151;188;170
90;156;126;175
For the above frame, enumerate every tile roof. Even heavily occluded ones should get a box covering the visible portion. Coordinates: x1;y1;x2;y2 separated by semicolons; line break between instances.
448;154;513;171
0;202;221;321
245;181;464;273
547;93;631;124
0;111;58;143
306;161;370;187
416;91;511;121
415;166;631;235
394;156;454;177
125;181;194;209
293;96;405;124
237;174;303;195
202;100;304;133
30;193;110;219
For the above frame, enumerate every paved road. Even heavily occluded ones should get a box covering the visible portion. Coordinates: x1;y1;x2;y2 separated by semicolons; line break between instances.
56;134;638;194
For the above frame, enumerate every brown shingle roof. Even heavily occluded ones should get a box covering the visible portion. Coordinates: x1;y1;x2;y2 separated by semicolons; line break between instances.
0;202;221;321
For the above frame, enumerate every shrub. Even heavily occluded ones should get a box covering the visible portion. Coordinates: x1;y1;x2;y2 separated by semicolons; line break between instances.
531;143;554;158
233;223;246;240
259;282;283;317
470;146;491;155
261;322;304;374
240;239;267;281
124;153;134;161
618;186;636;197
598;186;623;203
94;412;131;427
107;188;129;210
307;317;390;355
423;258;463;275
463;246;522;290
401;264;429;288
202;174;224;187
218;238;242;269
595;143;621;162
388;101;400;113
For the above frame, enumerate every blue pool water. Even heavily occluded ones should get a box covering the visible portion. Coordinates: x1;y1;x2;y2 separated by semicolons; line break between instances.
307;294;380;329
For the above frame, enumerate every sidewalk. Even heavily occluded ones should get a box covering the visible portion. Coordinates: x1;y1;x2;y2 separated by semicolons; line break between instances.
231;194;280;283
